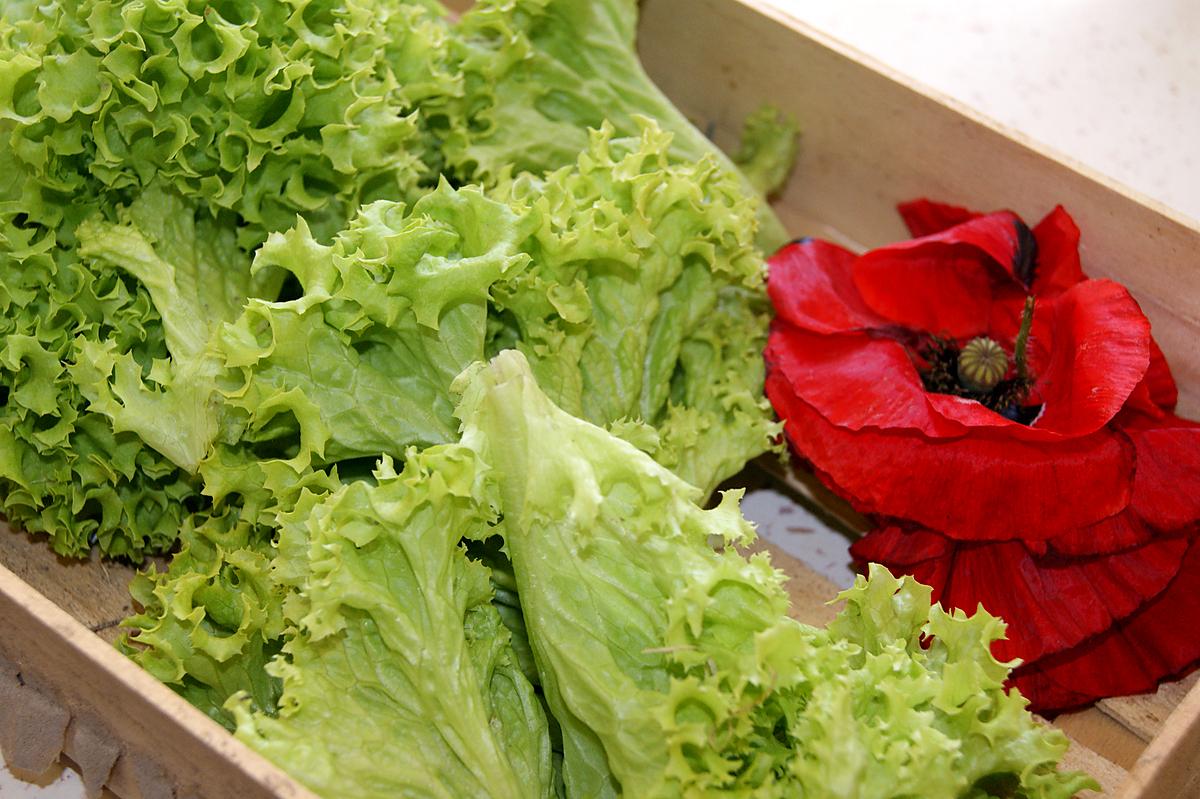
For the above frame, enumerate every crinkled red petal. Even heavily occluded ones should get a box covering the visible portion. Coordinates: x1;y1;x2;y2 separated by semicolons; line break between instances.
765;372;1135;540
1044;509;1156;557
852;525;1188;665
897;199;983;238
1031;206;1086;298
851;213;1025;338
1125;338;1180;416
1032;280;1151;437
767;239;890;333
1123;415;1200;531
765;322;966;437
1011;535;1200;713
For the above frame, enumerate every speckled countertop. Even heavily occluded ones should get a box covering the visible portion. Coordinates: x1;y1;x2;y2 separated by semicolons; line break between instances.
4;2;1198;796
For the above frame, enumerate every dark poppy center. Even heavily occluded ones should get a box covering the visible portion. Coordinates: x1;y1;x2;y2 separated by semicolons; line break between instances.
915;295;1042;424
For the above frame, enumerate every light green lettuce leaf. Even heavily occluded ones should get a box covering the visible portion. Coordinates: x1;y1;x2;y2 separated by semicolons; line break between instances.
436;0;790;250
121;458;341;728
69;184;274;472
216;128;775;495
214;186;534;471
488;122;777;494
733;105;800;197
455;351;1095;799
229;449;553;799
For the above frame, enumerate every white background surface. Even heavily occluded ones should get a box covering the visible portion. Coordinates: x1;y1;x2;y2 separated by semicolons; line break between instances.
4;1;1198;796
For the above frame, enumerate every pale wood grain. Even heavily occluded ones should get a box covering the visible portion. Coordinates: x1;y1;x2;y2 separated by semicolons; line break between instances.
1054;709;1147;771
1099;672;1200;744
1056;739;1129;799
0;521;138;637
748;540;841;626
1116;676;1200;798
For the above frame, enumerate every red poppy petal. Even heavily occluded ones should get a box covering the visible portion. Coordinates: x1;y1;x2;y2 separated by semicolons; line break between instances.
923;393;1066;443
850;524;951;568
851;255;1009;341
1011;536;1200;713
766;376;1135;541
897;199;982;238
767;239;890;333
1125;417;1200;531
1045;509;1156;557
765;323;966;437
1032;280;1151;437
853;526;1187;665
1125;338;1180;416
852;211;1034;337
1031;206;1086;298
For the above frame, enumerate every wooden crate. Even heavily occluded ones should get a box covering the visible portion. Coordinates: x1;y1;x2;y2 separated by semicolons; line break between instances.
2;0;1198;797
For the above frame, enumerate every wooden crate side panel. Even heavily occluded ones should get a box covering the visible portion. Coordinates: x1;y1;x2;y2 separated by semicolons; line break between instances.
0;564;316;799
639;0;1200;418
1117;676;1200;799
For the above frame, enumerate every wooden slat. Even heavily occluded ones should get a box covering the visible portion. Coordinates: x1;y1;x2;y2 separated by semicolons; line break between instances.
0;521;138;638
1099;672;1200;744
1058;740;1128;799
1054;709;1146;771
1116;676;1200;798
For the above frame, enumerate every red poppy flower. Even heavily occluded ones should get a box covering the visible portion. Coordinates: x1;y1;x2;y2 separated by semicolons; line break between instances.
764;199;1200;712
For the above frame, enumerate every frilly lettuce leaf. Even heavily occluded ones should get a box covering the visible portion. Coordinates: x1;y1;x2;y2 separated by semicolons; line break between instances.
456;351;1096;799
215;123;775;496
121;459;341;728
487;121;777;495
228;449;553;799
214;185;534;471
0;160;202;558
0;0;454;557
733;105;800;197
435;0;791;250
0;0;452;246
69;184;275;473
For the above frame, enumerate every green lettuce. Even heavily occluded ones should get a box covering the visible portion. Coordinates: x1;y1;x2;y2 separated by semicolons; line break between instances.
229;449;553;799
214;121;774;496
121;458;341;727
435;0;792;250
213;185;533;471
486;122;776;494
0;167;203;558
0;0;455;557
733;105;800;197
0;0;451;246
456;351;1095;799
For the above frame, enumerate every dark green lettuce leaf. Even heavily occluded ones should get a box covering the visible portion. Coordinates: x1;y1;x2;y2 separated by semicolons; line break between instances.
0;0;456;557
0;167;203;558
0;0;453;246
